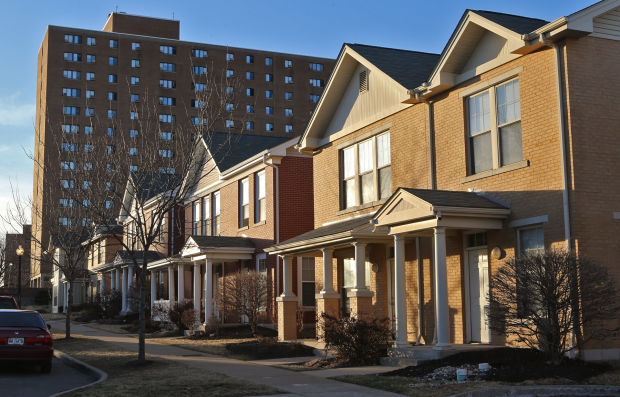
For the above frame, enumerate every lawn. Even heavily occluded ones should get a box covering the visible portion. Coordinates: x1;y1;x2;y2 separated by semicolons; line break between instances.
53;335;280;397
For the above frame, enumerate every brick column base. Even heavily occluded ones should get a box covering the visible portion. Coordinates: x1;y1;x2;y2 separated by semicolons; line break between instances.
348;289;374;320
276;296;298;341
316;292;340;341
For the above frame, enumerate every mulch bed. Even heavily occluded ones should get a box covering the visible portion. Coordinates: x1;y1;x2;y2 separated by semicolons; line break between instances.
225;340;315;360
385;347;612;383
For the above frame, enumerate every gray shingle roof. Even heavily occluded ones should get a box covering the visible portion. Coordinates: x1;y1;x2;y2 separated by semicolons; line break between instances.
190;235;255;249
347;44;440;89
273;214;375;247
400;188;508;209
113;250;165;264
204;132;291;172
130;172;182;201
472;10;548;34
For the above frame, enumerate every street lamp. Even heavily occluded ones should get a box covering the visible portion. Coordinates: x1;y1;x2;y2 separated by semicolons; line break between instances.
16;245;24;307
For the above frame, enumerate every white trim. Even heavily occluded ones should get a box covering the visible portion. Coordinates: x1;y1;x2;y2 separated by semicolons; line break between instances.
458;67;524;98
508;215;549;228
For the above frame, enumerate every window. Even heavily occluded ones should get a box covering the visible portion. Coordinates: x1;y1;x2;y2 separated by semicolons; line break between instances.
61;124;79;134
131;111;139;120
159;114;175;123
284;76;293;84
86;54;96;63
83;162;93;171
226;69;234;78
201;197;210;235
266;123;274;132
255;171;266;223
226;53;234;61
109;39;118;48
130;93;140;103
301;257;316;307
107;109;116;119
84;107;92;117
343;258;371;288
309;78;324;87
131;59;140;68
225;86;233;95
160;62;176;72
59;198;76;208
159;79;175;89
107;127;115;137
246;121;254;130
84;126;93;135
194;83;206;92
246;71;254;80
107;145;115;155
190;99;204;108
106;181;115;191
246;105;254;113
265;106;273;115
108;74;117;83
246;88;254;96
130;129;139;138
225;120;234;128
265;57;272;66
107;91;117;101
192;49;207;58
467;78;522;174
86;37;96;46
159;96;175;106
60;179;75;189
193;66;206;75
62;142;76;152
341;132;391;209
130;76;140;85
62;88;80;97
106;163;115;172
159;166;175;174
82;181;92;190
63;52;81;62
212;192;220;235
86;90;95;99
246;55;254;64
160;131;173;141
191;117;206;125
105;201;114;209
309;62;324;72
129;147;138;156
265;73;273;82
160;45;176;55
58;217;76;227
284;108;293;117
63;106;79;116
86;72;95;81
129;165;138;172
192;201;201;234
158;149;173;158
64;35;80;44
63;70;80;80
131;42;141;51
310;94;320;103
285;124;293;133
284;59;292;68
108;56;118;66
225;103;234;112
518;226;544;255
285;92;293;101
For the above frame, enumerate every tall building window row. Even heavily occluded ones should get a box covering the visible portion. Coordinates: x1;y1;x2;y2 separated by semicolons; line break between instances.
284;59;293;68
86;54;96;63
158;149;173;158
107;127;115;137
107;109;117;119
265;57;273;66
131;42;141;51
108;92;117;101
60;161;76;170
64;34;81;44
285;76;293;84
246;55;254;64
310;94;320;103
246;105;254;113
131;111;139;120
160;79;175;89
63;70;80;80
193;83;205;92
86;72;95;81
83;163;93;171
130;129;139;138
131;76;140;85
159;114;176;123
131;94;140;103
226;53;234;61
246;71;254;80
86;90;95;99
60;179;75;189
84;144;93;152
246;88;254;97
192;49;207;58
160;45;176;55
85;107;94;117
62;124;79;134
190;99;204;108
62;142;77;152
109;39;118;48
284;108;293;117
266;90;273;99
285;92;293;100
109;56;118;66
63;106;79;116
309;62;324;72
131;59;140;68
266;123;274;132
160;131;173;141
129;147;138;156
63;52;81;62
108;74;117;83
86;37;96;46
160;62;176;72
266;73;273;82
59;198;76;208
226;69;234;78
285;124;293;133
191;117;206;125
84;126;93;135
246;121;254;130
62;88;80;97
310;79;324;87
193;66;206;75
159;96;176;106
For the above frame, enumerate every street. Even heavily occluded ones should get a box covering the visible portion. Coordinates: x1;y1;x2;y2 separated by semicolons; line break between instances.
0;357;96;397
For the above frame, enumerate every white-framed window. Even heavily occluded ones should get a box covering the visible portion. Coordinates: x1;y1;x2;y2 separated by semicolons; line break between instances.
239;178;249;228
201;196;210;236
300;257;316;307
255;171;266;223
192;200;201;235
212;191;220;235
467;78;522;174
343;258;371;289
341;131;391;209
517;225;544;255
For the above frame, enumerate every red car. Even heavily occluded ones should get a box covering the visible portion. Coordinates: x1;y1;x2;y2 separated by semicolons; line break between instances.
0;296;18;309
0;310;53;373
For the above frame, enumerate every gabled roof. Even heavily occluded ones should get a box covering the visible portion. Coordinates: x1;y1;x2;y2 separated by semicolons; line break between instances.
471;10;548;34
399;188;508;209
130;172;182;201
346;44;440;90
190;235;255;249
113;250;165;265
205;131;291;173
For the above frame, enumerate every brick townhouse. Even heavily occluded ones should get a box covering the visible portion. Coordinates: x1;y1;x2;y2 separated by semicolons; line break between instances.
267;0;620;360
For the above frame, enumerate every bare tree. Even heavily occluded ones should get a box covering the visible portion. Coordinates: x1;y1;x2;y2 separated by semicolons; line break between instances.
489;249;620;363
221;270;268;335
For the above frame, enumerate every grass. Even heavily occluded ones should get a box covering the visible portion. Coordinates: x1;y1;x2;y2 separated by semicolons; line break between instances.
53;335;280;396
150;337;256;357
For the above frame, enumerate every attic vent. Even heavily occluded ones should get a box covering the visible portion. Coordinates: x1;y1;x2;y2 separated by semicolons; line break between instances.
359;70;368;93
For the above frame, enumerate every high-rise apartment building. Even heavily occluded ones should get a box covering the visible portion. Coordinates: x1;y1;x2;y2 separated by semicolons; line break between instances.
32;13;334;286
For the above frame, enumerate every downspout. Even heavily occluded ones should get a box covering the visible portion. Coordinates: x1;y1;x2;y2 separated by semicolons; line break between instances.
263;153;280;297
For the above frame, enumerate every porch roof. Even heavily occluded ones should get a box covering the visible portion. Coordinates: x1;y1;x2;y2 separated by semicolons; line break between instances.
180;235;255;261
113;250;166;266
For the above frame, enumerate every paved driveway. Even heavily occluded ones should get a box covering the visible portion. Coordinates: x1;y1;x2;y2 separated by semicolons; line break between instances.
0;357;96;397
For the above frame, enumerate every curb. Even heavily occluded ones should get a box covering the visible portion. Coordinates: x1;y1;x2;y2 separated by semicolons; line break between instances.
49;350;108;397
450;384;620;397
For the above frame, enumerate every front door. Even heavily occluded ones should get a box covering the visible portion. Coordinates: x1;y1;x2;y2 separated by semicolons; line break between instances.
468;249;489;343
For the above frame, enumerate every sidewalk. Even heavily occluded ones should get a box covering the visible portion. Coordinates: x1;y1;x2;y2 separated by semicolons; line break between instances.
49;320;404;397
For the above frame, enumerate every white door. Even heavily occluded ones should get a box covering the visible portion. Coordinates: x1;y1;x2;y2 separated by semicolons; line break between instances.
468;249;489;343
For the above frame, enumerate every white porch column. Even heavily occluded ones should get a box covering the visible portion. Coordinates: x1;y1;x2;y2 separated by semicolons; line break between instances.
433;227;450;349
193;262;200;313
168;265;175;304
281;256;294;297
204;259;213;323
353;242;367;290
177;264;185;303
128;265;134;288
115;269;120;291
320;248;335;293
109;271;114;291
100;274;106;295
394;234;408;346
121;267;127;312
150;270;156;313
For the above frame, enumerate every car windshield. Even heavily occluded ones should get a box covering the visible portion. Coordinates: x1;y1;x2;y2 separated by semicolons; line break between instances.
0;312;45;328
0;299;16;309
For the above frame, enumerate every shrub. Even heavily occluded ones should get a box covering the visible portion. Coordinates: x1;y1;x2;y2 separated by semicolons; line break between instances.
222;270;268;335
169;299;194;333
320;313;391;365
181;308;197;330
96;290;122;319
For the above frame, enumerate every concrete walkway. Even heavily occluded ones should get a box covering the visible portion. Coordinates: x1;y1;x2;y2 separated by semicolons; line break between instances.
49;320;404;397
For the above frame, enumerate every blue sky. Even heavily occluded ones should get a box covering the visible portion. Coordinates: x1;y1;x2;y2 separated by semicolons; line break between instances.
0;0;594;229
